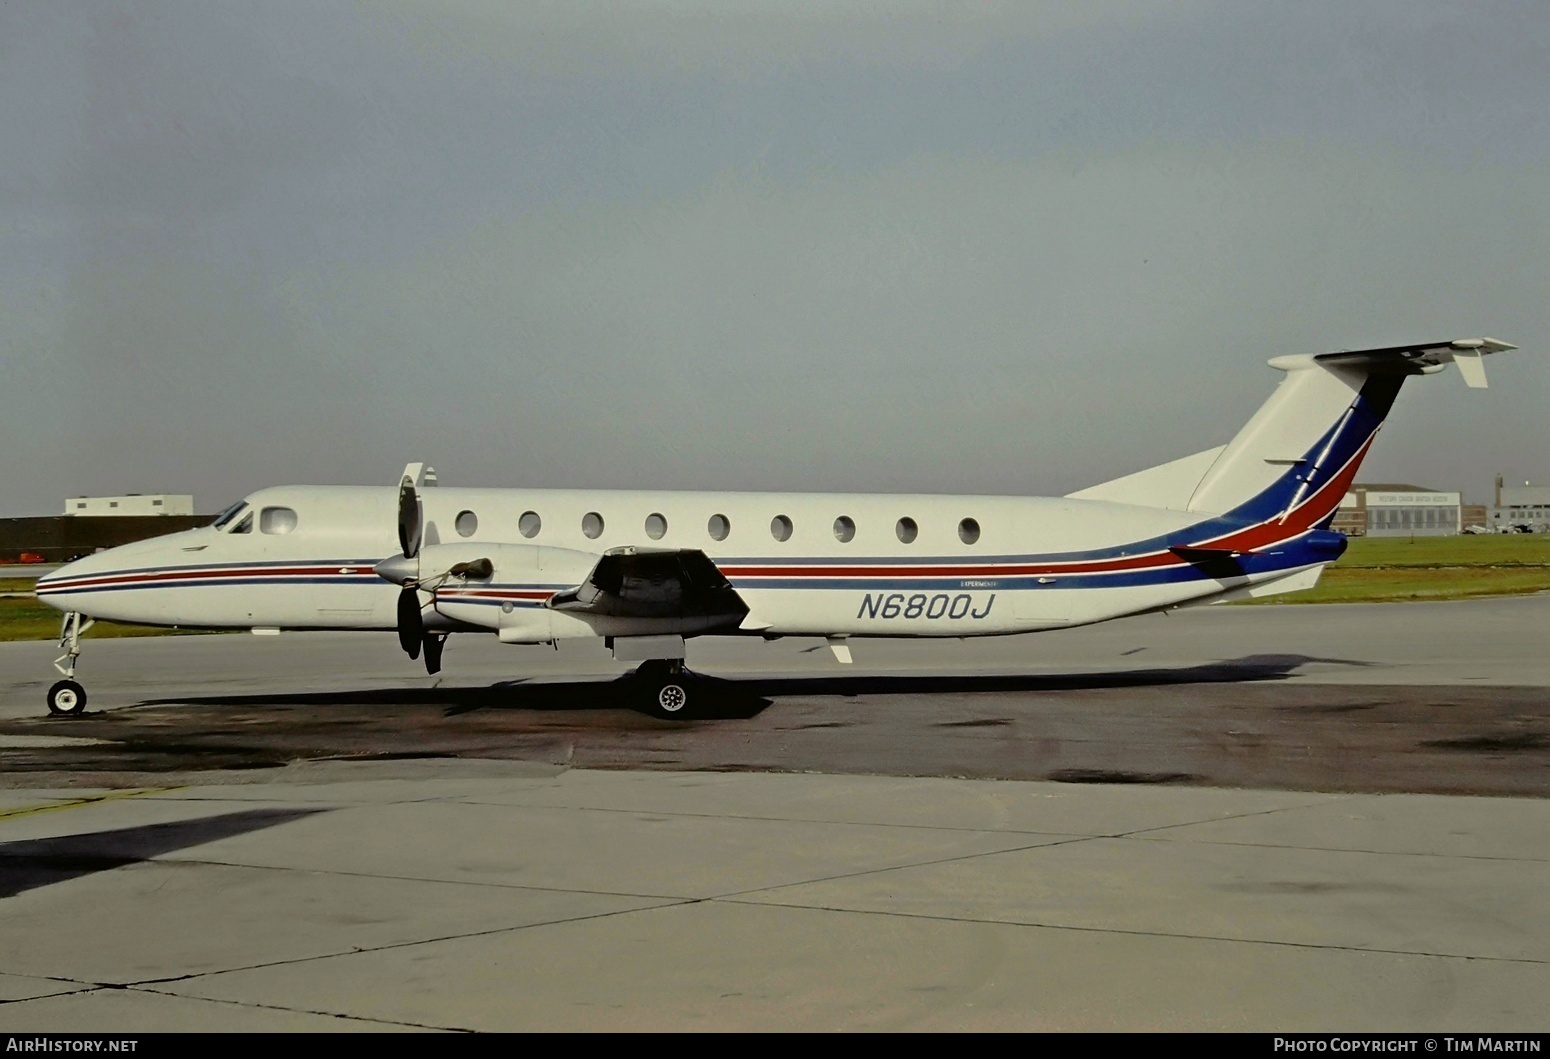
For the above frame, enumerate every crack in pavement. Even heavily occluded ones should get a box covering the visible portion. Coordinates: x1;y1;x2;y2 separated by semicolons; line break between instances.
712;898;1550;967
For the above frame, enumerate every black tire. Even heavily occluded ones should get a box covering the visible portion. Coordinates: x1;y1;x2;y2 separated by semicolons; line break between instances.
47;679;87;717
647;680;693;720
657;681;688;713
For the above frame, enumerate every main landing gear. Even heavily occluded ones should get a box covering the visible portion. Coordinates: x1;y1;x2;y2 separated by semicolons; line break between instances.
634;659;695;720
47;611;94;717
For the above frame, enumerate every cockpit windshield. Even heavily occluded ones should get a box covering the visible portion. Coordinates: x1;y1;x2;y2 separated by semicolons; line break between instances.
211;500;249;530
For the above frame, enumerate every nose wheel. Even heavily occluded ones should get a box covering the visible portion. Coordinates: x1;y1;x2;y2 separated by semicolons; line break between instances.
47;680;88;717
47;611;94;718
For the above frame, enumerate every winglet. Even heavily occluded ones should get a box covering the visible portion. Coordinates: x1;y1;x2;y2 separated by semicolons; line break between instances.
1451;347;1488;388
1448;339;1517;389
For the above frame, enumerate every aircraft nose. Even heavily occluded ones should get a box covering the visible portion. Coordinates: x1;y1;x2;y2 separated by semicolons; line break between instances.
33;553;102;612
32;541;155;611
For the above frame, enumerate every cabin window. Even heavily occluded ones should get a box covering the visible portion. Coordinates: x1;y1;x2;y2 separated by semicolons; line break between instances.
770;514;793;542
958;517;981;545
896;517;918;544
833;515;855;543
455;510;478;538
231;512;254;534
582;512;605;539
707;514;730;541
260;507;298;535
645;513;667;540
519;511;541;538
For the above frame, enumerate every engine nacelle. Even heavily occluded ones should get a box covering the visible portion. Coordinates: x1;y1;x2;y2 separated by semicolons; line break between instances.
414;542;599;640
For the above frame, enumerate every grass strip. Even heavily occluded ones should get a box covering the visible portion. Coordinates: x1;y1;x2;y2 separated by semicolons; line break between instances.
0;596;212;641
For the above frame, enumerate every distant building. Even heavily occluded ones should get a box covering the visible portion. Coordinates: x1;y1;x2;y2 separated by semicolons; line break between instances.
1334;484;1462;537
64;494;194;517
3;512;211;564
1330;499;1367;537
1491;476;1550;533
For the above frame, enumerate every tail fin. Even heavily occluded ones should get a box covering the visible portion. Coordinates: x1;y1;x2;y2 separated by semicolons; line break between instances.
1070;339;1518;529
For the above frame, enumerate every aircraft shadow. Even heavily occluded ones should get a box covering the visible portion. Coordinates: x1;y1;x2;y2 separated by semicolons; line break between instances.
0;807;326;899
129;652;1372;721
728;652;1372;697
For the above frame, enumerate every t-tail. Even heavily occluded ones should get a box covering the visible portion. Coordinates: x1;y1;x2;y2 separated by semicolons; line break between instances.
1070;338;1519;534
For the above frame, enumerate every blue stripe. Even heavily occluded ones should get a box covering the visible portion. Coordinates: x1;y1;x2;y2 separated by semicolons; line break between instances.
39;558;383;581
38;576;389;595
730;533;1345;591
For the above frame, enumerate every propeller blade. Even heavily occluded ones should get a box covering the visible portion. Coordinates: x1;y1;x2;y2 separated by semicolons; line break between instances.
397;585;424;659
423;633;445;675
398;475;422;559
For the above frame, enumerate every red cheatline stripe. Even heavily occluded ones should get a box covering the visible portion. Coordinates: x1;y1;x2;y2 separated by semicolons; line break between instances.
40;565;376;591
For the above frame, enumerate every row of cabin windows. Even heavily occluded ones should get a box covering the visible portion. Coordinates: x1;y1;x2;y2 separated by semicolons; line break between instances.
212;503;983;546
452;509;982;546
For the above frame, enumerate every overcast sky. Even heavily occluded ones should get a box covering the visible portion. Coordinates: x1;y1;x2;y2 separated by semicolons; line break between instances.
2;1;1546;516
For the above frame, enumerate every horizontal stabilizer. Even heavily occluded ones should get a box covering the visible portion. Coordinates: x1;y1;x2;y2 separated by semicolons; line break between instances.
1309;338;1516;390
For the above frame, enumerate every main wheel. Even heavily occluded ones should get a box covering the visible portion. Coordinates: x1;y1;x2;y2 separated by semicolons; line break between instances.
656;681;689;716
47;679;87;717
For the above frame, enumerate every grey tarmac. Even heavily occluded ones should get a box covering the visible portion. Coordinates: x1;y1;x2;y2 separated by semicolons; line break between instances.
0;596;1546;1030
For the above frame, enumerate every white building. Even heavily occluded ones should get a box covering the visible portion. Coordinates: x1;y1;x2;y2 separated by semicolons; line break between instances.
64;494;195;517
1333;484;1461;537
1491;479;1550;533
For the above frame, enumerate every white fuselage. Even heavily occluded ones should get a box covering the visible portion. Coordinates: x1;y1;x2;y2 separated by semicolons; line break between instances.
35;483;1327;644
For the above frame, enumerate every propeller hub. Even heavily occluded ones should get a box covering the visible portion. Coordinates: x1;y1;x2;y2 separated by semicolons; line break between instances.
373;554;418;586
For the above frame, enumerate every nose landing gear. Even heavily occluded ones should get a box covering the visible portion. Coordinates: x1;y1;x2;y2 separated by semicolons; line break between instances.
47;612;93;717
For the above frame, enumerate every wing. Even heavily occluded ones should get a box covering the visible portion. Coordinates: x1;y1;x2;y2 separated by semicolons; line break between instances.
548;547;750;623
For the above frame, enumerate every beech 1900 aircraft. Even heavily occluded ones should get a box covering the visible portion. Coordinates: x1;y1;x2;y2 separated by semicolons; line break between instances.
35;338;1522;718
